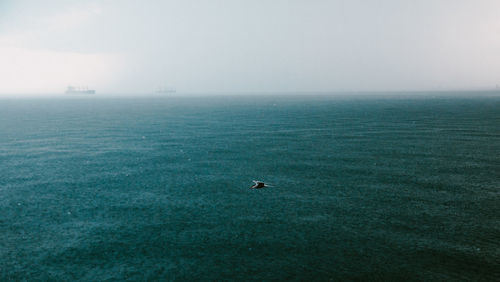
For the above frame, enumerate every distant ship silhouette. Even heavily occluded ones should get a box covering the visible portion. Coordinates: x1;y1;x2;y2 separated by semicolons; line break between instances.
156;87;176;94
65;86;95;95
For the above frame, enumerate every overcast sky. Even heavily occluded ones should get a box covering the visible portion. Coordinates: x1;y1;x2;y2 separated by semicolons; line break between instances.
1;0;500;95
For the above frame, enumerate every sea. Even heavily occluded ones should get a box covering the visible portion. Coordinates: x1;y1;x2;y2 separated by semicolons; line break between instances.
1;94;499;281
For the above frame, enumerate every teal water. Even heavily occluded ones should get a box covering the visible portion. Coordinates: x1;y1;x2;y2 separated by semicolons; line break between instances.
1;95;499;281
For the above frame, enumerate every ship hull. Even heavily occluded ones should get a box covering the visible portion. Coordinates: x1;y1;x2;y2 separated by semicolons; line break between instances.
65;90;95;95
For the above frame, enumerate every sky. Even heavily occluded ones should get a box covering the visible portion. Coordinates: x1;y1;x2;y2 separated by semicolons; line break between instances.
1;0;500;96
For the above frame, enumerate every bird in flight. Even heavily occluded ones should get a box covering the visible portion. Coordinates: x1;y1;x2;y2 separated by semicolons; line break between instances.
250;180;271;189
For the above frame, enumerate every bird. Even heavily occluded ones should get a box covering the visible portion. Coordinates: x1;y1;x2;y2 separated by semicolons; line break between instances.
250;180;271;189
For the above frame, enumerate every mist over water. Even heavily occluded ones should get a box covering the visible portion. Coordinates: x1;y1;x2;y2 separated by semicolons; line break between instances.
3;0;500;280
2;0;500;95
1;95;499;280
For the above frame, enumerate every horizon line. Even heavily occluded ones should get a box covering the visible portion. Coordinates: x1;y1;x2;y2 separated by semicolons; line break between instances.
1;89;500;98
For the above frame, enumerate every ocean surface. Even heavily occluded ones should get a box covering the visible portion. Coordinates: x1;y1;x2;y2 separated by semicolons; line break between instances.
1;95;499;281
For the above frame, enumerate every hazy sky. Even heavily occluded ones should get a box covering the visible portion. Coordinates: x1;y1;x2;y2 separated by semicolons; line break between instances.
1;0;500;95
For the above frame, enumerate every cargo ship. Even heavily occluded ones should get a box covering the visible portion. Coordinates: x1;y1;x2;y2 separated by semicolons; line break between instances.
156;87;176;94
65;86;95;95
